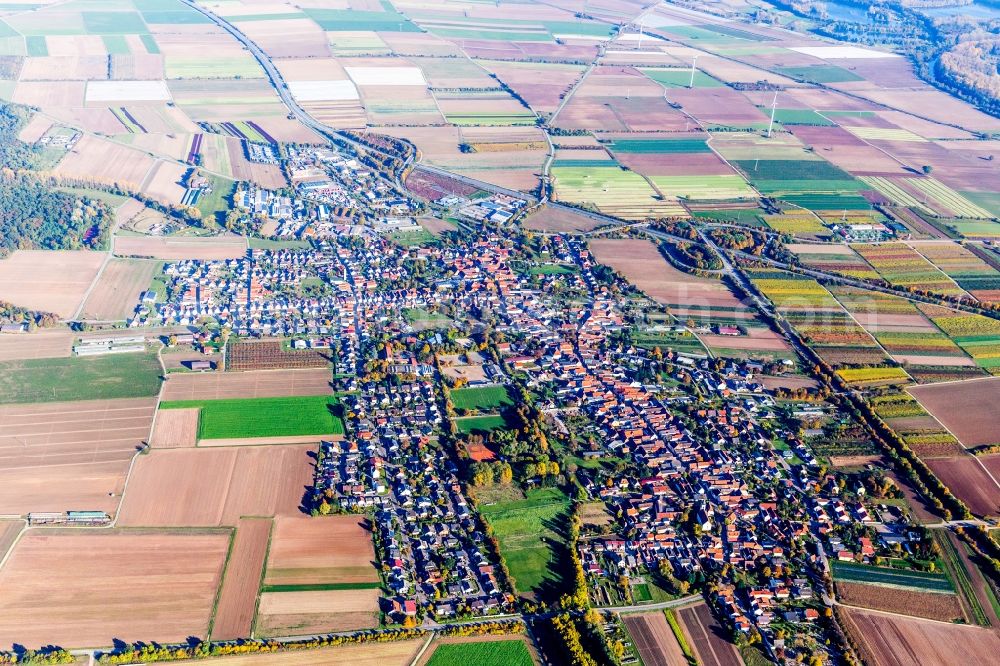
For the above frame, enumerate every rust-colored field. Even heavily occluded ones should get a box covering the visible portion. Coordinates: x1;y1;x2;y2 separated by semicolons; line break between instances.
78;259;159;321
836;581;963;622
0;250;104;319
117;445;313;527
113;235;247;261
0;329;73;361
256;588;379;637
160;368;332;401
623;612;687;666
150;408;199;448
522;205;603;233
175;638;424;665
0;530;229;649
676;603;742;666
264;515;378;586
212;517;272;641
0;397;155;514
925;456;1000;517
842;607;1000;666
909;377;1000;447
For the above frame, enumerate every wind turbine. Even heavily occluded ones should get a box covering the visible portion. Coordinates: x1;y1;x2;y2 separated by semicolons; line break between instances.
688;55;699;88
766;91;778;138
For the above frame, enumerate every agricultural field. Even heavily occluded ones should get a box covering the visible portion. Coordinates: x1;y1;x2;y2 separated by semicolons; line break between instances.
0;250;104;319
676;603;743;666
589;238;757;325
478;487;570;599
257;515;380;636
912;242;1000;303
159;395;343;442
831;560;954;592
0;397;155;514
160;368;333;401
210;517;272;641
117;444;314;527
424;639;534;666
926;312;1000;371
909;377;1000;447
748;270;888;366
836;580;964;622
170;640;425;665
0;351;162;404
551;163;686;220
787;244;880;280
853;243;967;297
841;607;1000;666
78;259;160;321
0;530;229;649
622;612;688;666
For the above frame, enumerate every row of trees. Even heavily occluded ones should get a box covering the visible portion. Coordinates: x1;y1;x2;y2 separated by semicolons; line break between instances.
97;620;526;664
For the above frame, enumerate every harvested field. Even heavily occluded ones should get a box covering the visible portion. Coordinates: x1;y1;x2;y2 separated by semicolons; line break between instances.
841;607;1000;666
0;396;155;514
909;377;1000;447
0;530;229;649
622;612;687;666
522;205;603;233
926;456;1000;517
264;515;378;587
117;444;313;527
149;407;199;448
676;603;742;666
0;329;73;362
114;234;247;260
161;368;332;401
160;640;424;665
78;259;159;321
589;238;750;323
836;580;963;621
0;397;156;470
0;250;103;319
53;134;154;191
212;517;272;641
255;588;379;636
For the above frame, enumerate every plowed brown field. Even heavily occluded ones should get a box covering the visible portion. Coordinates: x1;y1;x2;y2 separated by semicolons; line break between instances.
117;444;313;527
623;612;687;666
0;530;229;649
212;517;272;640
160;368;332;401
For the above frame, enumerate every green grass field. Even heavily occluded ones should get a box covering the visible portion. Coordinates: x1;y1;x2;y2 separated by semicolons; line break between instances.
160;395;343;440
733;159;854;182
0;352;162;404
303;8;419;32
607;137;710;154
776;65;864;83
451;385;513;411
165;56;263;79
455;414;511;434
640;67;724;88
426;640;533;666
479;487;570;598
767;108;835;126
831;560;955;592
82;11;148;35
